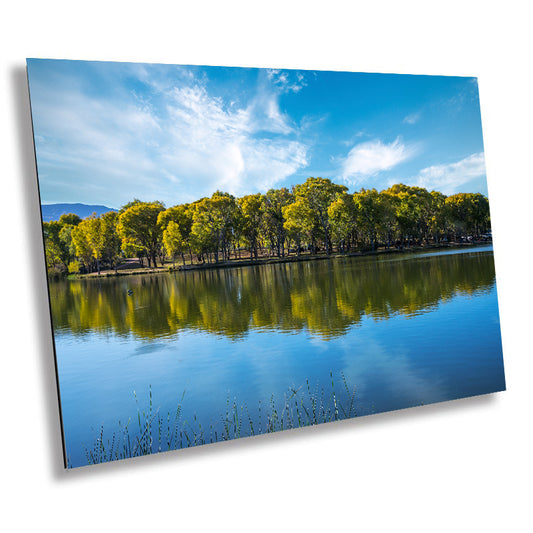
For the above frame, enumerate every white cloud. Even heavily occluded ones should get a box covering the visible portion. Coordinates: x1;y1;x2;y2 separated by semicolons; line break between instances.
168;85;252;138
32;70;309;206
162;83;307;195
266;69;307;93
246;92;294;135
32;86;165;203
241;140;308;191
403;111;421;124
414;153;486;194
340;138;415;185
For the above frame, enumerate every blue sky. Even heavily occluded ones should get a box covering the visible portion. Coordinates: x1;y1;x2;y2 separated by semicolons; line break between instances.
27;59;488;209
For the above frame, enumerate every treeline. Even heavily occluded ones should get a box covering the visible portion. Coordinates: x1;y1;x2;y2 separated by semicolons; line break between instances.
42;177;491;277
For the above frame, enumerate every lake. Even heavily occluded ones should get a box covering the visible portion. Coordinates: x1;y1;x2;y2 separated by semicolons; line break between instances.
49;245;505;467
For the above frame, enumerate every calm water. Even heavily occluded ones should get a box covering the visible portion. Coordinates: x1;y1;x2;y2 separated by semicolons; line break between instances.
50;245;505;467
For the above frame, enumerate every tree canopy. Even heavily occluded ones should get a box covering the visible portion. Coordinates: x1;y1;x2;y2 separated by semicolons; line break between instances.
117;201;165;268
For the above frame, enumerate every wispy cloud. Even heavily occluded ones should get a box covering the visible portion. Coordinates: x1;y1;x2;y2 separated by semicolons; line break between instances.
29;62;488;205
413;153;486;194
442;78;479;112
340;138;416;185
163;82;307;194
340;130;367;147
403;111;421;124
31;67;309;206
266;69;307;93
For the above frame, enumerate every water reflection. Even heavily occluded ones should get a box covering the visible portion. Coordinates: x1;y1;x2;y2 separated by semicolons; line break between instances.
49;250;496;340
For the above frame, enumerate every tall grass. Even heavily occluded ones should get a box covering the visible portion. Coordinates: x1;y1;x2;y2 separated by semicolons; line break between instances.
78;372;357;467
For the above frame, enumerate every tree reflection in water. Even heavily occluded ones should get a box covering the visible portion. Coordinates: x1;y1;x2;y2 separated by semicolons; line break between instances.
50;250;495;341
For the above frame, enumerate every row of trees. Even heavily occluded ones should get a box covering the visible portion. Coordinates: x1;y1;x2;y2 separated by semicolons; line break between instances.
42;178;491;276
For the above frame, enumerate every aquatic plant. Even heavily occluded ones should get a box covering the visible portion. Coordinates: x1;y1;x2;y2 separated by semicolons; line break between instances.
78;372;357;467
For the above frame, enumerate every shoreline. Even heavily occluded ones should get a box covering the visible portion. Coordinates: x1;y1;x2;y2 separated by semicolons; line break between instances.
68;240;492;280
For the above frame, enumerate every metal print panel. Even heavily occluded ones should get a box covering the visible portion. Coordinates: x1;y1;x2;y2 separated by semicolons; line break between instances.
27;59;506;468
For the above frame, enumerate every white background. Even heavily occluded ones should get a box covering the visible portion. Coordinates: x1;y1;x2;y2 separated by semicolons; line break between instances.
1;1;531;531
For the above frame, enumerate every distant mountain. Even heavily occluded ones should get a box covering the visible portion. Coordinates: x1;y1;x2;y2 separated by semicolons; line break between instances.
41;203;117;222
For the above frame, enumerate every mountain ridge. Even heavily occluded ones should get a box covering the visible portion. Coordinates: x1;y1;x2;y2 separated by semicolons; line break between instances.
41;203;117;222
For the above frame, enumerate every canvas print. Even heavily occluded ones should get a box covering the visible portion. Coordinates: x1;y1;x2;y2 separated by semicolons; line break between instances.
27;59;506;468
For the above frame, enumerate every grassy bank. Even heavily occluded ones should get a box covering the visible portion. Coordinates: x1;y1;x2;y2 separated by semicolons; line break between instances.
70;240;492;280
75;372;357;467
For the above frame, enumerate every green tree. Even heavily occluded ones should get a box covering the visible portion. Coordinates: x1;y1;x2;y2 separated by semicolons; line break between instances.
190;207;216;263
162;221;185;266
328;193;357;253
117;201;165;268
239;193;264;260
43;220;72;271
282;199;313;256
385;184;436;245
353;188;384;251
469;193;491;236
75;213;120;275
100;211;122;272
211;191;238;262
59;224;76;263
189;192;237;263
428;191;447;243
445;193;490;240
84;215;105;274
71;221;94;272
158;204;194;264
59;213;82;226
293;177;347;254
377;191;399;248
262;187;293;257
